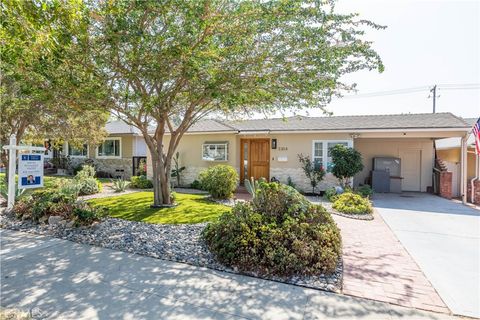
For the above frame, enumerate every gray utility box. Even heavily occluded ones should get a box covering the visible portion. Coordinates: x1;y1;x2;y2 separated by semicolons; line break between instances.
372;157;402;193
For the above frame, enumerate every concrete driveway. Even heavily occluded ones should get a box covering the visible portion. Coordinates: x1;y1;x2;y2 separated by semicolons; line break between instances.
0;229;458;320
373;193;480;318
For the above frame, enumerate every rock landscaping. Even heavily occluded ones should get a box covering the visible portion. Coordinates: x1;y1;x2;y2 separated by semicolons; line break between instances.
0;208;342;293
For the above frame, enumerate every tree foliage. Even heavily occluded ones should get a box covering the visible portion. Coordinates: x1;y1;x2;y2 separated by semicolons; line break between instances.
0;0;109;170
298;154;326;194
88;0;384;206
330;144;364;187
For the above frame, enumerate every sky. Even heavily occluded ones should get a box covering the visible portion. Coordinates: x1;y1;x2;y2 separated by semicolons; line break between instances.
270;0;480;119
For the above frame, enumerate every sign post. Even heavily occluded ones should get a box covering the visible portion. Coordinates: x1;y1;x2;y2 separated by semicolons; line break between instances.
2;134;46;209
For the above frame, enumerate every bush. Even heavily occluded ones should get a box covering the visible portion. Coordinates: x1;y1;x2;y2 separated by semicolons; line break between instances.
323;187;337;202
198;165;238;199
203;182;341;277
329;145;364;188
111;179;130;192
130;175;153;189
74;165;102;195
190;180;202;190
356;184;373;198
13;189;105;226
332;192;372;214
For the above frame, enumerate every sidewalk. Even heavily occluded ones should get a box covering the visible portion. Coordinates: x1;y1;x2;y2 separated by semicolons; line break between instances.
0;229;457;320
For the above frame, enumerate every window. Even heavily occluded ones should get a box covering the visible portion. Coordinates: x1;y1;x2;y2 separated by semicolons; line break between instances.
97;138;121;158
312;140;352;172
202;142;228;161
67;143;88;157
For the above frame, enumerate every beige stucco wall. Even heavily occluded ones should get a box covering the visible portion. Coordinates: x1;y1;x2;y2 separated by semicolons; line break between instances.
354;138;435;192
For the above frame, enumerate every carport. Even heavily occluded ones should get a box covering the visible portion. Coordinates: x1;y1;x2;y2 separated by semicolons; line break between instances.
353;121;471;201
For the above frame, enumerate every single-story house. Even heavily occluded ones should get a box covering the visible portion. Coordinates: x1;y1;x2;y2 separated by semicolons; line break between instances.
146;112;472;197
436;118;479;198
57;120;147;178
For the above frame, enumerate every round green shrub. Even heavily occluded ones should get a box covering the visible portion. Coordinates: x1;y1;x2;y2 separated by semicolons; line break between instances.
332;192;372;214
130;175;153;189
203;183;341;276
78;177;100;195
198;165;238;199
355;184;373;198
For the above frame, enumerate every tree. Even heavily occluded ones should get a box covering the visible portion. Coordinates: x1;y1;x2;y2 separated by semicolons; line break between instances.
298;154;326;194
330;144;364;188
89;0;384;206
0;0;109;181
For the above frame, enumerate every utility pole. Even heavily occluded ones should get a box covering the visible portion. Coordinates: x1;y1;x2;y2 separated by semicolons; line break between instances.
430;85;437;113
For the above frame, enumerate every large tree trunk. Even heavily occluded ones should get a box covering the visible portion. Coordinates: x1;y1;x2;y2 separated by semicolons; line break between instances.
149;145;172;207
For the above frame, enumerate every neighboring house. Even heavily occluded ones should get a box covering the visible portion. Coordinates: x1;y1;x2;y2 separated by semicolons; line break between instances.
64;120;147;178
146;113;471;193
436;118;478;198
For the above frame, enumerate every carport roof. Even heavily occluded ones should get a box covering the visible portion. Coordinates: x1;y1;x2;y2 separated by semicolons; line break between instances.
180;112;470;133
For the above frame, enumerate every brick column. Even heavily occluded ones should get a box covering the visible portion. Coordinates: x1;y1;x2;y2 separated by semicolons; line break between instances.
439;171;452;200
467;179;480;204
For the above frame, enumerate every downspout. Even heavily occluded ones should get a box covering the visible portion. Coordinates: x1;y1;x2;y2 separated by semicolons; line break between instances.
461;135;468;204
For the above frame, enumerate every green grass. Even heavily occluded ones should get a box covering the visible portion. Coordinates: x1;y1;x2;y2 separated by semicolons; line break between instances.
89;192;230;224
0;173;110;189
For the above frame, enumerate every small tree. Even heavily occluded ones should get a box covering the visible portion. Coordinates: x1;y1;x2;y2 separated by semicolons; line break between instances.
330;145;364;188
298;154;326;195
171;152;186;187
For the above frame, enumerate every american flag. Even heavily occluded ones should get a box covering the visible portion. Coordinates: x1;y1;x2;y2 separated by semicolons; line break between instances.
473;117;480;155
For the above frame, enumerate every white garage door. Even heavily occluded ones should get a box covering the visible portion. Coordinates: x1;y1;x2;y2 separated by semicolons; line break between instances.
400;149;421;191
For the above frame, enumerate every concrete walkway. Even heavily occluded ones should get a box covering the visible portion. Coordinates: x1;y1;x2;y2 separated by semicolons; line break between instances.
373;193;480;319
0;229;459;320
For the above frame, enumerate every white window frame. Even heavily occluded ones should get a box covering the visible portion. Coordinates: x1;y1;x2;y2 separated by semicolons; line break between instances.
96;137;122;159
202;143;229;162
65;142;89;158
311;140;353;172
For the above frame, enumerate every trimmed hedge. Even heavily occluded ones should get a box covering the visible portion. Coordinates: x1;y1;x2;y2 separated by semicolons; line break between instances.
203;182;341;276
332;192;372;214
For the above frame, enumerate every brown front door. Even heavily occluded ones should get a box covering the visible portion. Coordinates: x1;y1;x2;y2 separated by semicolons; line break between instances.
240;139;270;183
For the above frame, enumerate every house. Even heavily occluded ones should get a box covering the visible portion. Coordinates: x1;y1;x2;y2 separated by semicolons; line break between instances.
435;118;479;199
146;112;472;196
61;120;147;178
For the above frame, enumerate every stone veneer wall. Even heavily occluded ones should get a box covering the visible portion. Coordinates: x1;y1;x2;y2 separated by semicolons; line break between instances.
70;157;133;179
270;167;339;193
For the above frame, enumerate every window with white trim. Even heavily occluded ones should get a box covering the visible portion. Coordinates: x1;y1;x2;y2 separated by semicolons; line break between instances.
67;143;88;157
97;138;121;158
202;142;228;161
312;140;352;172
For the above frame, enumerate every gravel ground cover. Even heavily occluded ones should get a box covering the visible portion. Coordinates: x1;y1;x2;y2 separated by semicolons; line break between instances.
0;209;342;293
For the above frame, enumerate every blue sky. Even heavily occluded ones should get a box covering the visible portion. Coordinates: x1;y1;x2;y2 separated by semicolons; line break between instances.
276;0;480;119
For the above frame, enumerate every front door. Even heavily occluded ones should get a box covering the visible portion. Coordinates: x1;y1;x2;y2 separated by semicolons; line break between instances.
240;139;270;183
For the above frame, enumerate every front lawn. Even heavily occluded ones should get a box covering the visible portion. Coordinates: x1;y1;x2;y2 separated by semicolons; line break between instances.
89;192;230;224
0;173;111;190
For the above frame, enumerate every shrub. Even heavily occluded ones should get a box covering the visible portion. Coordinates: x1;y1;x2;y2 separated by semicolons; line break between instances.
356;184;373;198
190;180;202;190
74;165;102;195
286;176;296;189
332;192;372;214
329;145;364;188
298;154;325;194
324;187;337;202
13;189;105;226
203;182;341;277
130;175;153;189
198;165;238;199
111;179;130;192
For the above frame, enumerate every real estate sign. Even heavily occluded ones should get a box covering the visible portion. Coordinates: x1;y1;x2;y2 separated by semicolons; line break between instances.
18;154;44;189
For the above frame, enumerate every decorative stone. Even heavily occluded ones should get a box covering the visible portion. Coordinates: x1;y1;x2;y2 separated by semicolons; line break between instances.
48;215;66;227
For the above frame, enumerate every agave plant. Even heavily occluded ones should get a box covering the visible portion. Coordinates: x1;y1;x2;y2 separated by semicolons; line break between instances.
244;177;266;199
111;178;130;193
0;184;26;201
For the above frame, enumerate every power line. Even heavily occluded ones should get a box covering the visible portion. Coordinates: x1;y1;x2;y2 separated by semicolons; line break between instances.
341;83;480;99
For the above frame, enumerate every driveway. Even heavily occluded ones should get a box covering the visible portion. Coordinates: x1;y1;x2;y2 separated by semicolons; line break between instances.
373;193;480;318
0;229;458;320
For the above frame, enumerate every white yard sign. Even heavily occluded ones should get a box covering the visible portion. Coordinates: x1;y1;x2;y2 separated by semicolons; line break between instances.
18;154;44;189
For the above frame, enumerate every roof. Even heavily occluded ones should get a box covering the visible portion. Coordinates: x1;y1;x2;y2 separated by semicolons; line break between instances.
177;113;470;133
105;120;141;135
435;117;478;149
